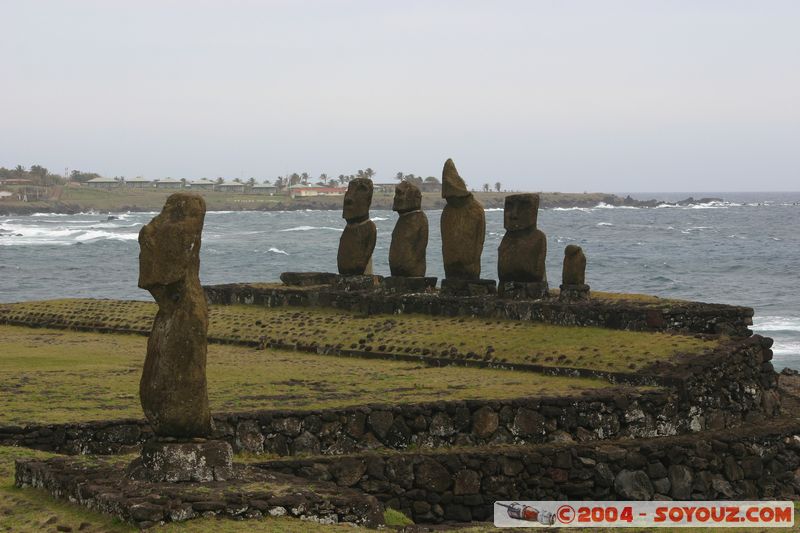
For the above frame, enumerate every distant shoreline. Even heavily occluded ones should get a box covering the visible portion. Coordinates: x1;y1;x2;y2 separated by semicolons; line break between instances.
0;190;722;216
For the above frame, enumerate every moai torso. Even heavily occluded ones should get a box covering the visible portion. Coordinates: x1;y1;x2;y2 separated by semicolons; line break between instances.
389;181;428;277
562;244;587;285
138;193;212;438
337;178;377;275
440;159;485;279
497;193;547;283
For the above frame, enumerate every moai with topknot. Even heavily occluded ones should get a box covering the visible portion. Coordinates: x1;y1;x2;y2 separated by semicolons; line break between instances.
439;158;494;296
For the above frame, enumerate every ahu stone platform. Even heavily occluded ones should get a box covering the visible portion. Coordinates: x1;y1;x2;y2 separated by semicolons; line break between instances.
15;455;383;529
203;281;755;337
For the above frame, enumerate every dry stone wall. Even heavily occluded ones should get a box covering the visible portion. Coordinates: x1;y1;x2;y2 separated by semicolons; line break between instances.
260;421;800;524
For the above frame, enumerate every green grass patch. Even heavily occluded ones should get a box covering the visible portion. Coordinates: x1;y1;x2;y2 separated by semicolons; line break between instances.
383;508;414;526
0;325;614;425
0;298;719;374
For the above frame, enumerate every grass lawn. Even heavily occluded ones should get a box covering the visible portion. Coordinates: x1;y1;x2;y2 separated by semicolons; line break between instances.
0;325;615;426
0;299;719;374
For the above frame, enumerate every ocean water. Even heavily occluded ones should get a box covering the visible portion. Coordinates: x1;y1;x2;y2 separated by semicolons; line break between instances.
1;192;798;370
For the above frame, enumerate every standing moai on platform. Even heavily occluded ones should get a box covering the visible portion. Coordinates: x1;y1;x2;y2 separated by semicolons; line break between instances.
132;193;232;482
337;178;377;276
560;244;590;301
497;193;549;299
389;181;428;277
440;159;493;295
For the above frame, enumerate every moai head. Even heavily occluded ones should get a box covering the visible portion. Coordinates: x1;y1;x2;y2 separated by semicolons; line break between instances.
138;193;205;290
565;244;582;259
393;181;422;213
441;158;470;200
342;178;373;222
504;193;540;231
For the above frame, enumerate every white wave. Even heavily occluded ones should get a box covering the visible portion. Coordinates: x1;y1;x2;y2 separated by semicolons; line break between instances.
753;316;800;332
279;225;342;232
687;201;742;209
74;230;138;242
596;222;614;227
370;216;389;221
551;207;590;212
593;203;639;210
268;247;289;255
771;342;800;356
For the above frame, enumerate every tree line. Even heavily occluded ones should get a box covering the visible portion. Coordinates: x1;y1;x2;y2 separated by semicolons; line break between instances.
0;165;66;187
3;164;500;192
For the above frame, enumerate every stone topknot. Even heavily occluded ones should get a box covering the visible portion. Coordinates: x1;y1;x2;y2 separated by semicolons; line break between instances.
441;158;470;199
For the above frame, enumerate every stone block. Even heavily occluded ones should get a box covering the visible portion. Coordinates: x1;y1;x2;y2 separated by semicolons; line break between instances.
498;281;549;300
280;272;338;286
440;278;496;297
559;284;591;302
334;275;384;292
127;439;234;483
381;276;437;294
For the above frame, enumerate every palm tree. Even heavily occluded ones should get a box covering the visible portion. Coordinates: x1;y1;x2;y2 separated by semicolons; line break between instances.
319;173;328;183
215;177;224;185
482;183;490;192
300;172;310;185
247;177;256;187
494;182;501;192
364;168;375;180
289;173;301;186
337;174;346;185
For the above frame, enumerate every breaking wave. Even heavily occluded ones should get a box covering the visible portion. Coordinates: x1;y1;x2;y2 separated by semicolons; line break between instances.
279;225;342;232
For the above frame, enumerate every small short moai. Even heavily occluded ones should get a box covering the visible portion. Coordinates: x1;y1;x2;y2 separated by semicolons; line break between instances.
384;181;436;293
559;244;590;301
336;178;380;290
129;193;233;482
440;158;494;296
497;193;549;299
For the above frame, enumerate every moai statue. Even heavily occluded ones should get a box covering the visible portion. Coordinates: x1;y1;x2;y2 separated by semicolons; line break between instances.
337;178;377;277
497;193;549;299
383;181;435;293
560;244;590;301
138;193;211;437
389;181;428;277
440;159;493;295
131;193;232;482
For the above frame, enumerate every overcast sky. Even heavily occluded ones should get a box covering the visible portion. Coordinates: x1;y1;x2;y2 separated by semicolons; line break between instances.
1;1;798;191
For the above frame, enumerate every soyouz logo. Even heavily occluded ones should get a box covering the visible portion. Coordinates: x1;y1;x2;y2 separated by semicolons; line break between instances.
494;501;795;528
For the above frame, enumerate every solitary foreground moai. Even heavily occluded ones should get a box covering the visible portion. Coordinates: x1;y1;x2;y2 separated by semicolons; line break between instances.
337;178;377;276
131;193;232;482
440;159;493;295
389;181;428;277
497;193;549;299
560;244;590;301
